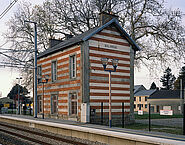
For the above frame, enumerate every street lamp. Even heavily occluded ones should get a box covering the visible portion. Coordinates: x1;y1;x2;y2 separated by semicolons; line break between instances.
24;20;38;118
16;77;22;115
38;75;49;119
101;58;119;128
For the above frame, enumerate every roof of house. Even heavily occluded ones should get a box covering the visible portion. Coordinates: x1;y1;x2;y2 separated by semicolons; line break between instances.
0;97;14;103
148;90;181;99
134;89;156;96
38;18;141;59
134;85;146;94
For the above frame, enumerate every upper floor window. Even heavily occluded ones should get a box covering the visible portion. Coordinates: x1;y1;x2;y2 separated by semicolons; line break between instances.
139;97;141;101
145;97;147;101
51;61;57;81
134;97;136;101
38;66;42;76
70;55;76;79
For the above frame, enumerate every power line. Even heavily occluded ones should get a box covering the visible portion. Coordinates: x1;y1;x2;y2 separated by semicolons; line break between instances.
0;61;32;66
0;47;34;53
0;64;33;69
0;0;18;20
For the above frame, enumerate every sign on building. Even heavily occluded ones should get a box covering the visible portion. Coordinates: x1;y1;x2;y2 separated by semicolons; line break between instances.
160;110;173;115
138;110;143;115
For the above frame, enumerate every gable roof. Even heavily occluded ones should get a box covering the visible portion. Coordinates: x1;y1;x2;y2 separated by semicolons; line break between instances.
134;85;146;94
134;89;156;96
148;90;181;99
38;18;141;59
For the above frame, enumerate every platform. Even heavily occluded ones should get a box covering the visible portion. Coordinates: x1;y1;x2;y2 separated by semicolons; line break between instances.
0;114;185;145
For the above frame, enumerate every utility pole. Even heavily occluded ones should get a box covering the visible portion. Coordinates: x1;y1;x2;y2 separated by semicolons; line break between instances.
180;79;183;114
24;20;38;118
16;77;22;115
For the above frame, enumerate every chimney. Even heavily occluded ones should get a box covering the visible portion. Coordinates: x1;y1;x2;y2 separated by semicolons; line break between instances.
49;38;63;48
65;34;73;40
99;11;118;26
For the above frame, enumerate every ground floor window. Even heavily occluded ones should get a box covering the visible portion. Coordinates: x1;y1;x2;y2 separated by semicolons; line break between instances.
137;104;143;110
69;92;77;115
37;95;42;113
51;94;58;114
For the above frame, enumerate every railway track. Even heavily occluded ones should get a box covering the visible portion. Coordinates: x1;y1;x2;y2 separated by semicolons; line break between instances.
0;122;102;145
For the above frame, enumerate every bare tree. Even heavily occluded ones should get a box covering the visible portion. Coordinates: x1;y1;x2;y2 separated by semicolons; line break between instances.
2;1;62;89
2;0;185;89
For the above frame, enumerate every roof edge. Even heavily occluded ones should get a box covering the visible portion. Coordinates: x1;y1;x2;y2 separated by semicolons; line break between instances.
82;18;141;51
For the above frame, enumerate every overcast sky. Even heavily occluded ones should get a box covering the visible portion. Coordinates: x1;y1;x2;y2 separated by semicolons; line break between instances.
0;0;184;97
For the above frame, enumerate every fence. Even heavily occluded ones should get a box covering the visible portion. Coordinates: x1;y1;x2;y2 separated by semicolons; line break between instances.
90;102;185;135
90;102;125;127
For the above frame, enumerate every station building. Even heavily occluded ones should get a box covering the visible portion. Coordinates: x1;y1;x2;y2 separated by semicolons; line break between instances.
37;12;140;124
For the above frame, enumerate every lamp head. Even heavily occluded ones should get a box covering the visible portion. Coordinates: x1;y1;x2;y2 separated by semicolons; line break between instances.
112;59;119;70
44;75;49;83
101;58;109;70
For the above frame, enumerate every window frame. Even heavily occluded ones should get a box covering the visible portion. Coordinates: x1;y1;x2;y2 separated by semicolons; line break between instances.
139;97;141;101
38;65;42;76
37;95;42;113
51;60;57;82
50;94;58;114
69;54;76;79
69;92;78;116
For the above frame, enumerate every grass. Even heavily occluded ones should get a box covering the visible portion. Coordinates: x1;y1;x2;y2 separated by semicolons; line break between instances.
134;113;183;119
125;123;182;135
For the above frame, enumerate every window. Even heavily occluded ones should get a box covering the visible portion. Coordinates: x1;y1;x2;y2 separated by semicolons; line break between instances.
51;61;57;81
37;95;42;113
139;104;142;110
145;104;147;108
139;97;141;101
134;104;136;109
145;97;147;101
38;66;42;76
51;94;58;114
69;92;77;115
70;55;76;78
134;97;136;101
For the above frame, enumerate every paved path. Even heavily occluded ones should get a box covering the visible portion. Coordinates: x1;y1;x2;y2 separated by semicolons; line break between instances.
136;118;183;127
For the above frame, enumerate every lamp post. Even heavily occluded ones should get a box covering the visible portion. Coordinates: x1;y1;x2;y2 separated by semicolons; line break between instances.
16;77;22;115
38;75;49;119
24;20;38;118
101;58;119;128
